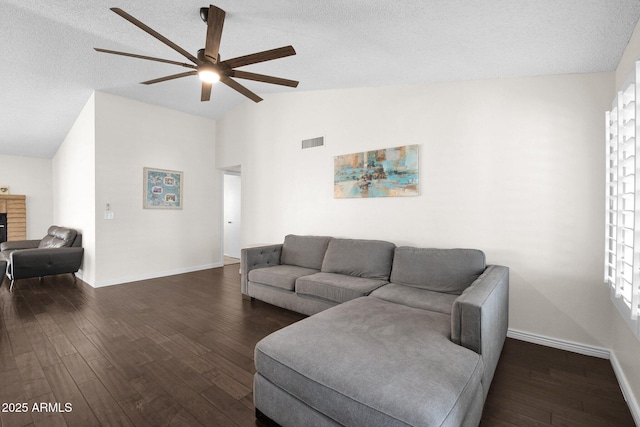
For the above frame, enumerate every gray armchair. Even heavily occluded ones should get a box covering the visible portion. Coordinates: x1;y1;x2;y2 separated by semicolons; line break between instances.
0;226;84;291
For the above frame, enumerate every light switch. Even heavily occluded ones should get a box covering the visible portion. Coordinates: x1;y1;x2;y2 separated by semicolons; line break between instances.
104;211;114;220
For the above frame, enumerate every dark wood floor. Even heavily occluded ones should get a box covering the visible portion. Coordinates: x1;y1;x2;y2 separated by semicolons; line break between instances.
0;265;634;427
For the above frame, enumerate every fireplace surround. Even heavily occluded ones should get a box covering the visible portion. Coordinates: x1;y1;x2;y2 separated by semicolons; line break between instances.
0;195;26;241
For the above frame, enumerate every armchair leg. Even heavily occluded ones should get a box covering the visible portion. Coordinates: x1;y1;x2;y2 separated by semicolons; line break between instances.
9;279;15;292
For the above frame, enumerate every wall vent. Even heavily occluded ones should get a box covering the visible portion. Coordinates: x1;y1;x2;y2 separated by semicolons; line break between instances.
301;136;324;149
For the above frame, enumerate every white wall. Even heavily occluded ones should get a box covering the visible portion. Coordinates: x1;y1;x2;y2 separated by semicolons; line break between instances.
52;93;96;283
216;72;613;349
612;313;640;420
0;154;52;239
94;92;220;286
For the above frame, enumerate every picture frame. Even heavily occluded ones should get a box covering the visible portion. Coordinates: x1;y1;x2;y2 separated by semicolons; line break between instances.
143;167;183;209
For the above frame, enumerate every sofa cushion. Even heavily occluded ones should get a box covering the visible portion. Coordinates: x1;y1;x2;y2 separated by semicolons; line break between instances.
370;283;458;314
390;247;486;294
280;235;332;270
249;265;319;292
38;226;77;249
295;272;388;304
255;297;484;427
321;238;395;280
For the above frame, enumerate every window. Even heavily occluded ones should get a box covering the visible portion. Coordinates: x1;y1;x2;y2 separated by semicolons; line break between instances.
605;61;640;340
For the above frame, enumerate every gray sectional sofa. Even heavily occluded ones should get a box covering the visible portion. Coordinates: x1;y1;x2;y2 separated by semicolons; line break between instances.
241;234;509;427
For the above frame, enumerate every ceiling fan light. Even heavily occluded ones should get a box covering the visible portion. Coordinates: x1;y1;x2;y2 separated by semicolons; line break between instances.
198;69;220;83
199;7;209;23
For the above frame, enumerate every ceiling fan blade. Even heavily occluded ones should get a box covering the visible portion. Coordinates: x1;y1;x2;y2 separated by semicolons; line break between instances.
221;46;296;69
110;8;200;65
204;5;225;63
141;71;197;85
229;70;298;88
201;81;212;102
94;48;197;69
221;77;263;102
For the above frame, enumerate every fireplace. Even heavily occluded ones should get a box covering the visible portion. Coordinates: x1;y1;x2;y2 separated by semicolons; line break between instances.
0;213;6;244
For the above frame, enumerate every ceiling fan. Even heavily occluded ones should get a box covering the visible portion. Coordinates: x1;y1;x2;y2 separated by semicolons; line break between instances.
95;5;298;103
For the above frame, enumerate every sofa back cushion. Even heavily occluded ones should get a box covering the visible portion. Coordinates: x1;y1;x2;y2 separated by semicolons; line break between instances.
39;226;78;249
390;247;486;294
280;235;332;270
321;238;395;280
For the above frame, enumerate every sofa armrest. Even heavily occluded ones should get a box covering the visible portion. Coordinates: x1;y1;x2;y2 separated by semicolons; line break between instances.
451;265;509;395
8;247;84;280
240;244;283;296
1;240;41;252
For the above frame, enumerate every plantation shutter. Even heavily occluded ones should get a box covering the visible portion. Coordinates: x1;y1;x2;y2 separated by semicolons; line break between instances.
605;61;640;330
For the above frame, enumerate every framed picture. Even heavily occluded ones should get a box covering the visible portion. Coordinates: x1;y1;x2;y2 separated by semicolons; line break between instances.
143;167;183;209
334;144;419;198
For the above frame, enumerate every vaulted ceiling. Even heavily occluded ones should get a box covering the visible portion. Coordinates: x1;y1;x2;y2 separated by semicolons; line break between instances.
2;0;640;158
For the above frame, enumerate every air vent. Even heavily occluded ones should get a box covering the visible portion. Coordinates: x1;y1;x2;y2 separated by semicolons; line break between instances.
301;136;324;149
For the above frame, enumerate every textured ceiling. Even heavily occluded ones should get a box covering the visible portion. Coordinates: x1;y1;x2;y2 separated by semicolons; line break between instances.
2;0;640;158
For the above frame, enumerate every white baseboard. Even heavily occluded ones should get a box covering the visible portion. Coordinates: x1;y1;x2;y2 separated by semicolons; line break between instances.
73;271;93;287
508;328;639;426
610;351;640;426
507;328;610;359
90;263;224;288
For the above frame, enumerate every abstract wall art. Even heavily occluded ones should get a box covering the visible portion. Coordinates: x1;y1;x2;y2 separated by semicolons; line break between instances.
334;145;419;199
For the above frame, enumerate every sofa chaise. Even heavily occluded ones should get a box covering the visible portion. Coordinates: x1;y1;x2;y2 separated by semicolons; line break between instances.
0;225;84;291
242;235;509;426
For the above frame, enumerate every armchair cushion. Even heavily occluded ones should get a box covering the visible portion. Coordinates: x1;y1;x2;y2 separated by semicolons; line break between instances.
38;226;78;248
0;240;40;252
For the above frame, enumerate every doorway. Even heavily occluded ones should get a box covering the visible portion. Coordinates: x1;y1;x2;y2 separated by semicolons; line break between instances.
223;170;241;264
